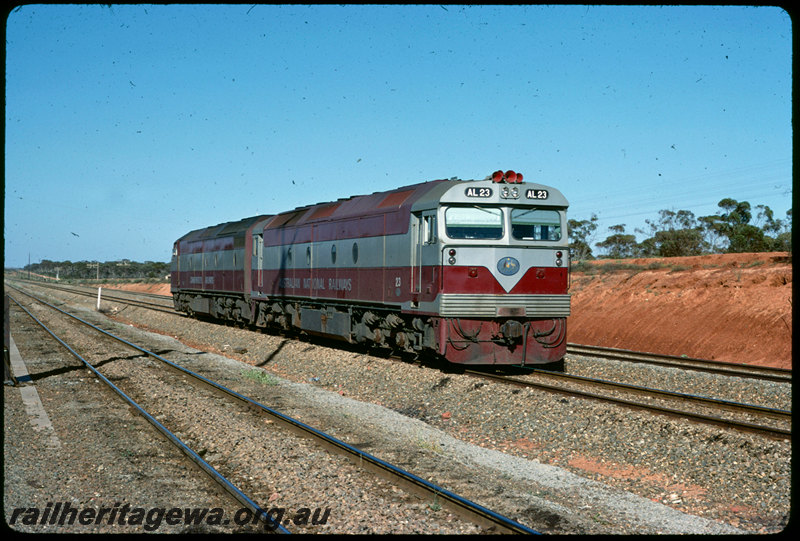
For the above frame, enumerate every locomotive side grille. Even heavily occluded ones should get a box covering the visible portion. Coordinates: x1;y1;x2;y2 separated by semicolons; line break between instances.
438;294;571;317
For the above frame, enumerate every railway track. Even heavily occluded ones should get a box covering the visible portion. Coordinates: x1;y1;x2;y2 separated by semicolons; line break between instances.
14;280;791;382
566;343;791;383
7;288;539;534
465;367;790;439
8;293;289;533
9;280;176;313
9;280;791;439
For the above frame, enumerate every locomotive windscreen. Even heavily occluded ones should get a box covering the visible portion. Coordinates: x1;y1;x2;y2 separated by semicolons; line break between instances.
444;206;504;240
510;208;563;241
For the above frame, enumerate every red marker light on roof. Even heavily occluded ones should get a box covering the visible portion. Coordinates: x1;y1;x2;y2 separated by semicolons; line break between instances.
491;169;524;183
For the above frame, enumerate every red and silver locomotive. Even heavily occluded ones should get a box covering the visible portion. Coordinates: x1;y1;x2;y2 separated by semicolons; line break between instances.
171;170;570;366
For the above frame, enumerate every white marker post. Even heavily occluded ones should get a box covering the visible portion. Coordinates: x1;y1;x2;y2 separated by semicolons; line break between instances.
97;287;102;311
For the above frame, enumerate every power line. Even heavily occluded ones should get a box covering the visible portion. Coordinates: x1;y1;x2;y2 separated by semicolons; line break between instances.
568;159;792;222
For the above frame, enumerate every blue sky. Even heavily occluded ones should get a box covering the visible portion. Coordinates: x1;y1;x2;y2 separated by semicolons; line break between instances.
5;4;792;267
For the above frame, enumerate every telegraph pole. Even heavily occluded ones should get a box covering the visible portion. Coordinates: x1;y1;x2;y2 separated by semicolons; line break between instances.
88;262;100;281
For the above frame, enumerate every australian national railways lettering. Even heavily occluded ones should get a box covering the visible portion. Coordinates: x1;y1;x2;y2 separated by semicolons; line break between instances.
278;277;352;292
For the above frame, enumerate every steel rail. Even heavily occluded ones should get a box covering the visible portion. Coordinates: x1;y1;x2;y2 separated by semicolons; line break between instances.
10;280;176;314
9;281;792;385
21;280;789;385
11;278;172;301
567;343;791;383
9;287;539;535
12;281;788;440
8;295;290;534
521;368;790;421
465;369;791;440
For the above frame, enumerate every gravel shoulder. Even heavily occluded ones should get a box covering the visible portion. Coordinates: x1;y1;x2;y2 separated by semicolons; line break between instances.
4;283;790;534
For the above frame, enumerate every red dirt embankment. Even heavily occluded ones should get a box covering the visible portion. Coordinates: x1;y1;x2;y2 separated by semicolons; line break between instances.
109;252;792;370
567;252;792;369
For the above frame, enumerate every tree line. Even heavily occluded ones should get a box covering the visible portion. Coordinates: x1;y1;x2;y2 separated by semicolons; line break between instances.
569;198;792;260
16;259;170;281
9;197;793;278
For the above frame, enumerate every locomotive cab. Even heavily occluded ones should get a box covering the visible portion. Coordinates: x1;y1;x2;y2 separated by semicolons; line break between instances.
408;171;570;365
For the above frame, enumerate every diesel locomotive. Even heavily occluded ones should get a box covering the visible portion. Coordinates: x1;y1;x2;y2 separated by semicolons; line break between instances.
171;170;570;365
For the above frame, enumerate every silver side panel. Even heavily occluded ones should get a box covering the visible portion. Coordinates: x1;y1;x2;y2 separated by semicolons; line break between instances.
438;294;571;318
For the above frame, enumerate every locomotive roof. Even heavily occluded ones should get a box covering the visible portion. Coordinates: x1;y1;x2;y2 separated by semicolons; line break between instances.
258;179;450;231
174;175;568;242
258;176;568;232
175;214;270;244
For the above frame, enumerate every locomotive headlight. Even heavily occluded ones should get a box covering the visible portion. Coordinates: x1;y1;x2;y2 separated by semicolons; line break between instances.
448;257;456;265
555;251;563;267
500;186;520;199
